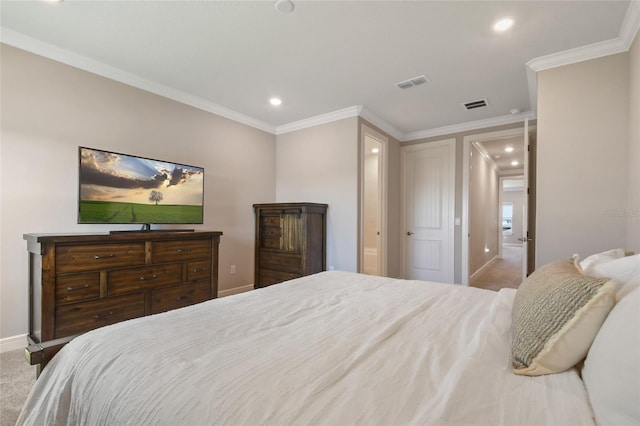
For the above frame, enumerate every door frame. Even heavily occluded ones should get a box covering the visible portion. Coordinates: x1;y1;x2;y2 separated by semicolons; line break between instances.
359;124;388;276
400;138;456;282
462;126;526;285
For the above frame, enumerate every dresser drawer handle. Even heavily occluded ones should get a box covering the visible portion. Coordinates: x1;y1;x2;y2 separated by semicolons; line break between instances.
176;248;192;253
139;274;158;281
66;284;90;292
94;254;116;260
176;295;192;302
192;267;207;273
93;311;115;320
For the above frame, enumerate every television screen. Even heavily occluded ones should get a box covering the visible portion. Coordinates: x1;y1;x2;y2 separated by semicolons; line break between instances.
78;147;204;225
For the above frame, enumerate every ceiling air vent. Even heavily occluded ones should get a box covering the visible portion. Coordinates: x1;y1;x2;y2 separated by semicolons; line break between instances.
463;99;489;110
395;75;429;90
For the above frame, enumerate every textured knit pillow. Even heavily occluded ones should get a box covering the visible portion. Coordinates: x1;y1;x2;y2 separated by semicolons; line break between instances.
510;258;615;376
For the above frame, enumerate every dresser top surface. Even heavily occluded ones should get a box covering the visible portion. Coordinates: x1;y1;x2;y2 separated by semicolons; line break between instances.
24;230;222;246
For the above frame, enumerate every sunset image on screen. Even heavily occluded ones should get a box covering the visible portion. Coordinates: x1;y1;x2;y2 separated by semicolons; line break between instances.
78;147;204;224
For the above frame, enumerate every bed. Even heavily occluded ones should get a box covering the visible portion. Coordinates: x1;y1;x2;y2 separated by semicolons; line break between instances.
17;251;640;426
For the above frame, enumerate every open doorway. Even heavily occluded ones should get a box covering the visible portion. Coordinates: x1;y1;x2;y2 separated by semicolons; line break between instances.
360;125;387;276
462;123;535;289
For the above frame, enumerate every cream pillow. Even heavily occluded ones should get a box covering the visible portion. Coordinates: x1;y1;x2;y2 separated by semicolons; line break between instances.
582;280;640;426
579;248;626;274
589;253;640;292
510;259;616;376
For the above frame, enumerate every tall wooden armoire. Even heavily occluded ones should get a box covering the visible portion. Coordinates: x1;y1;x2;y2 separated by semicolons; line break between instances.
253;203;327;288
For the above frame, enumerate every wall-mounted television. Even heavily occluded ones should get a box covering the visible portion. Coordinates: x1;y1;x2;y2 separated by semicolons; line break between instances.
78;147;204;228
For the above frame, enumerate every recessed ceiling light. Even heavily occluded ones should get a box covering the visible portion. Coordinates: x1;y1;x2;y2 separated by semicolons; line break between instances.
511;161;519;166
493;17;514;32
269;97;282;106
505;146;514;153
371;148;380;154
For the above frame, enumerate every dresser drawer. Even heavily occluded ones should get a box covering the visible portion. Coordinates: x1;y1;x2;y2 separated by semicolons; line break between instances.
56;272;100;305
56;243;145;274
151;281;210;314
187;259;211;282
108;263;182;296
152;239;211;263
260;251;302;273
55;292;145;338
258;269;300;287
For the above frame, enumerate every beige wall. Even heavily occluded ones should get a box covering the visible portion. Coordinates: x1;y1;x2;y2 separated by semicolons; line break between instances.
0;45;276;340
468;144;499;275
628;32;640;252
537;52;630;265
275;117;359;271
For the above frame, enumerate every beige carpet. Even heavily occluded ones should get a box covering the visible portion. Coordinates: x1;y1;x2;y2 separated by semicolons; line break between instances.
470;246;524;291
0;349;36;425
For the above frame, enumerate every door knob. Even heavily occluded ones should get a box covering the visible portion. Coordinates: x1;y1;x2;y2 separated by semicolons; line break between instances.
407;231;414;236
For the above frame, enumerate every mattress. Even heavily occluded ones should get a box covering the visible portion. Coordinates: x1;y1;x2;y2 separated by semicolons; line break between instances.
17;271;595;425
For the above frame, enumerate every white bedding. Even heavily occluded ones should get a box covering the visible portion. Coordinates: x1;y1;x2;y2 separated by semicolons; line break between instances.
18;271;595;425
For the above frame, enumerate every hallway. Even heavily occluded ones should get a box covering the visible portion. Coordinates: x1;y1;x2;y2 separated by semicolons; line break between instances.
470;246;524;291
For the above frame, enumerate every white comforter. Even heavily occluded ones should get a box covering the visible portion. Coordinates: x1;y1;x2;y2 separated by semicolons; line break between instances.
18;271;595;425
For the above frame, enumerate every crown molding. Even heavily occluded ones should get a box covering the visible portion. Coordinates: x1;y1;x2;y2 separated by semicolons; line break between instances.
526;37;628;73
0;28;277;135
357;107;404;141
527;1;640;73
275;105;362;135
402;110;535;142
472;141;500;174
620;0;640;50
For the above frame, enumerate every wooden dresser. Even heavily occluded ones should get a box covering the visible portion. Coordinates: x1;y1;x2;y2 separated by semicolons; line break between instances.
254;203;327;288
24;231;222;369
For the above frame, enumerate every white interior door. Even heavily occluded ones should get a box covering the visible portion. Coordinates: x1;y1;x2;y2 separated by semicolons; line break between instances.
402;139;455;283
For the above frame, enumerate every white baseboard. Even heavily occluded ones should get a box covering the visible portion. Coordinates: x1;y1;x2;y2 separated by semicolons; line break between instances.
470;255;498;280
218;284;254;298
0;334;27;354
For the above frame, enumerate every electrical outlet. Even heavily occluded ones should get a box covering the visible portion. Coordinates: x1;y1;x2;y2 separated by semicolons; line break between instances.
230;265;236;274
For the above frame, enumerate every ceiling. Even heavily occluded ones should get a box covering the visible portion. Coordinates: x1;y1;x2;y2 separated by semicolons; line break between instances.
475;136;525;174
1;1;636;140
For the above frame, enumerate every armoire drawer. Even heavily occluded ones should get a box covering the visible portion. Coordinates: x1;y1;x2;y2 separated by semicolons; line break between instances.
260;251;302;273
258;269;300;287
